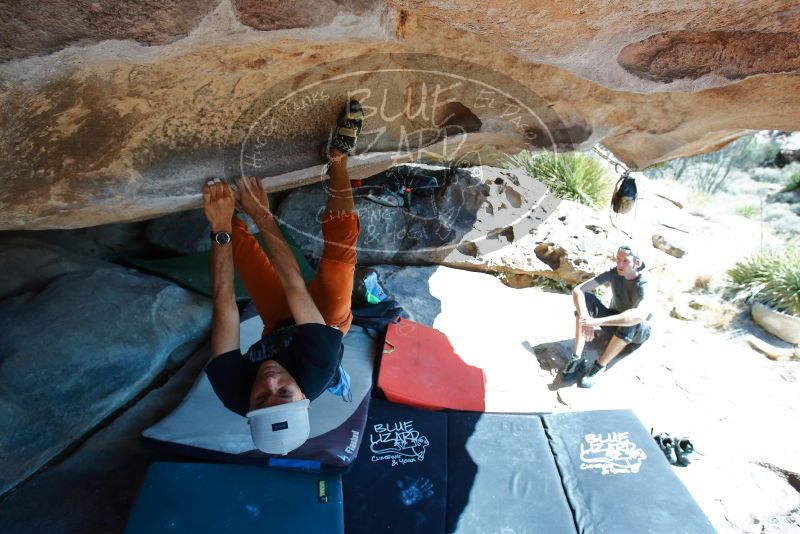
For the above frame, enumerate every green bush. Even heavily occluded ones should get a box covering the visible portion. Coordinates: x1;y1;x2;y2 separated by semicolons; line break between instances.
751;167;788;184
784;172;800;192
735;205;759;219
508;151;612;208
728;248;800;317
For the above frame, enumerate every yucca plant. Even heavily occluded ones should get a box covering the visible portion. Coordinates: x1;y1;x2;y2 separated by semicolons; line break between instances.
508;151;612;209
728;247;800;317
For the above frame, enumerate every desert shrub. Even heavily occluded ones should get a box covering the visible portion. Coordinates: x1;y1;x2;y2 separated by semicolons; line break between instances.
784;172;800;193
508;151;612;208
728;247;800;317
692;274;713;293
644;133;785;193
751;167;788;183
735;205;759;219
742;138;781;168
532;275;571;293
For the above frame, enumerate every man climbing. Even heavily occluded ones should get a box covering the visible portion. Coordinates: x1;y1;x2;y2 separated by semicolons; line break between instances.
201;100;364;454
564;245;654;388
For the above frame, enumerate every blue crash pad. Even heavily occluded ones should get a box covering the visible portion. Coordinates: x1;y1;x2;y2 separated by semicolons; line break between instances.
542;409;715;534
124;462;343;534
343;399;448;533
447;412;577;533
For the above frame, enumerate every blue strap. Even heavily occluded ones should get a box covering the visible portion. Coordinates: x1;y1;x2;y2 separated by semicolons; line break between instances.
327;365;352;402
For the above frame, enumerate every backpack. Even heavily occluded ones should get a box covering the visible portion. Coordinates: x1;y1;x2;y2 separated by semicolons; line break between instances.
351;300;405;330
611;171;637;214
351;268;405;330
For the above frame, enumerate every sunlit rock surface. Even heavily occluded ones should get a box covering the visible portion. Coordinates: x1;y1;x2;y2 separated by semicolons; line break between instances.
1;0;799;230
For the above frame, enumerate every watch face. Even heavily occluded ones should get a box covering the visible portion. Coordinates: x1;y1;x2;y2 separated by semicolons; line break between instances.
214;232;231;245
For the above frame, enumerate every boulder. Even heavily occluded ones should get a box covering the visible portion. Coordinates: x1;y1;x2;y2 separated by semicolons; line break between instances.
751;302;800;345
769;188;800;205
146;209;216;255
279;164;609;280
0;0;220;61
0;267;211;496
652;234;688;258
2;3;800;229
0;345;212;534
1;223;152;261
0;236;109;301
279;164;703;285
145;208;258;254
277;164;492;264
370;265;440;327
746;335;799;361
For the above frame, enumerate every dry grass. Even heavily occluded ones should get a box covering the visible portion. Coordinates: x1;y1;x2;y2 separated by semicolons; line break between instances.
692;274;713;293
702;301;740;331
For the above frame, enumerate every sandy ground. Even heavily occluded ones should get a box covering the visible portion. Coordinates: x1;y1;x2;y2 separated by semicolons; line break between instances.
422;266;800;533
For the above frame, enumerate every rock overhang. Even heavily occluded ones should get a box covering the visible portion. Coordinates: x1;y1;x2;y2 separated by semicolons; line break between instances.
0;0;799;230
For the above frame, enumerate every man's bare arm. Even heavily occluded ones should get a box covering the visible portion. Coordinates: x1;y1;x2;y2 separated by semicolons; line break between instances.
573;276;601;318
254;210;325;325
588;308;648;327
203;179;240;357
209;233;241;355
583;274;654;328
589;285;654;327
237;176;325;326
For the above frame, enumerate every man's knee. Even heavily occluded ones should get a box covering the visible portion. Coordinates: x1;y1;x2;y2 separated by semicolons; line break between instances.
321;212;359;241
615;323;650;345
613;331;634;344
320;212;359;263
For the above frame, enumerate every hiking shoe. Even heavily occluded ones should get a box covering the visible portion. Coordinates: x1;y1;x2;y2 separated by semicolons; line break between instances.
328;99;364;156
675;437;695;466
562;354;584;382
578;362;605;388
654;433;678;464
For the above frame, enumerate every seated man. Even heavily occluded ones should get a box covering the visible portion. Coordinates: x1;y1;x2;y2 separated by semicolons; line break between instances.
201;100;363;454
564;245;654;388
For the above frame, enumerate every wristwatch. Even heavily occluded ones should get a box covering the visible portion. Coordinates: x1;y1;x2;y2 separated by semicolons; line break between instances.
210;231;232;246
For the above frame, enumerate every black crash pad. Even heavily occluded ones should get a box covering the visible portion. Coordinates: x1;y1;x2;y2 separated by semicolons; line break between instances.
542;409;715;534
343;399;448;533
447;412;577;534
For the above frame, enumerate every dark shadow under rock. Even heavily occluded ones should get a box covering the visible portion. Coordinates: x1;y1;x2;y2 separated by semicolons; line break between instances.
0;267;211;497
145;208;260;255
0;344;211;533
276;164;488;265
371;265;441;327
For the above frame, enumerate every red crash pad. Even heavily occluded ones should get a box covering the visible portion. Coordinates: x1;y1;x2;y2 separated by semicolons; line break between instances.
377;318;486;411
